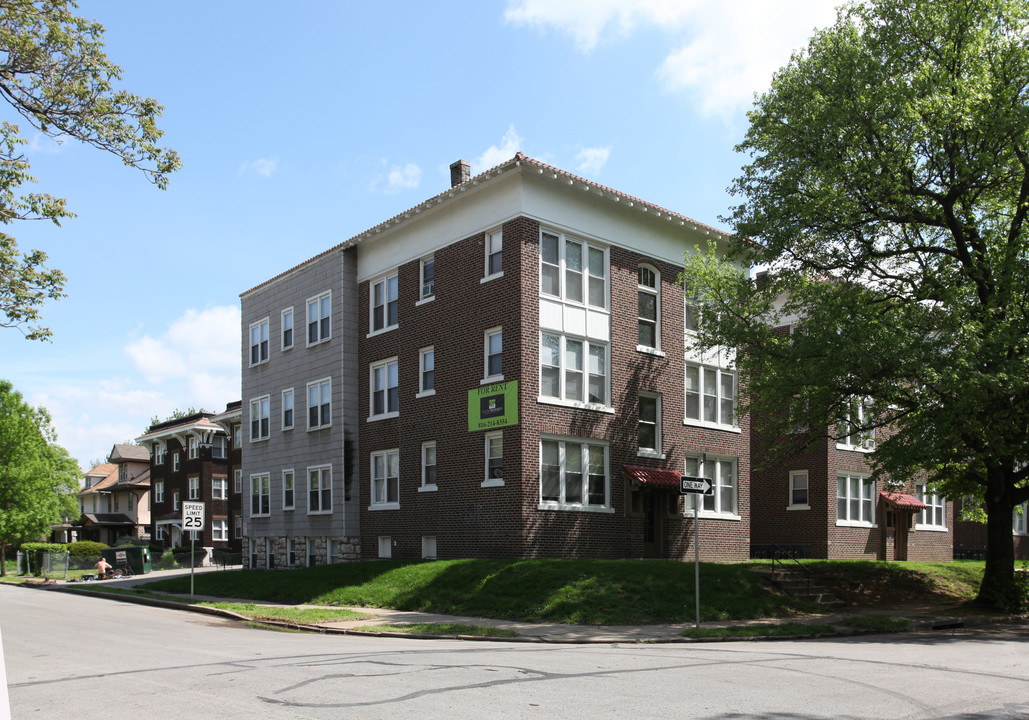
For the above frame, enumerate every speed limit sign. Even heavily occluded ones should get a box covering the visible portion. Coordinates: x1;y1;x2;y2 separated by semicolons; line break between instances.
182;501;205;532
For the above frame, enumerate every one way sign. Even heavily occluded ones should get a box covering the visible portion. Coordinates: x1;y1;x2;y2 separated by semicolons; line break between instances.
680;476;713;495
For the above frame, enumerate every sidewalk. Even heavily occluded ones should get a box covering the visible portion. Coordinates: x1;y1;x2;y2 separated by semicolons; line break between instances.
34;566;1027;643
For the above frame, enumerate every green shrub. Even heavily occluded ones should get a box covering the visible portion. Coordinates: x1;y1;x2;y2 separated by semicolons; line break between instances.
19;543;68;576
67;541;108;560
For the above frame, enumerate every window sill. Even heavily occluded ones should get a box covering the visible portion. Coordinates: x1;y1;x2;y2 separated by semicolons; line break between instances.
366;325;398;339
307;510;333;516
682;419;741;434
836;520;877;528
367;412;399;423
282;426;294;432
537;396;615;414
368;503;400;511
281;344;293;352
418;484;438;493
836;443;874;453
481;375;504;385
636;345;665;357
481;272;504;284
637;449;665;460
415;389;436;399
481;478;505;488
685;511;742;521
283;507;295;512
250;437;270;443
915;525;948;532
307;425;331;432
415;296;435;306
306;338;331;349
537;502;614;514
787;505;811;511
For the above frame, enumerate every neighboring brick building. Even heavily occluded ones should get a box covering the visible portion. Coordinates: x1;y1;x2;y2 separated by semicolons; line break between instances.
136;408;242;550
952;498;1029;561
239;153;750;567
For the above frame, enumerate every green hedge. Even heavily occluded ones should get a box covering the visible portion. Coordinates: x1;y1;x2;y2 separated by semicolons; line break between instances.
67;541;108;560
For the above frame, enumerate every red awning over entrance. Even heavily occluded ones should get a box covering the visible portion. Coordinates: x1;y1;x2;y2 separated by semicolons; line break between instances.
624;465;681;488
880;491;926;509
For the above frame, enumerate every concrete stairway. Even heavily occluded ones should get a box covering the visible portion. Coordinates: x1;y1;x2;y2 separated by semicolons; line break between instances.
752;567;847;608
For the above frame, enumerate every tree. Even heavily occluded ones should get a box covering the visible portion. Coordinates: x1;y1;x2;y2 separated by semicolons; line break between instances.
0;379;79;574
0;0;180;340
682;0;1029;608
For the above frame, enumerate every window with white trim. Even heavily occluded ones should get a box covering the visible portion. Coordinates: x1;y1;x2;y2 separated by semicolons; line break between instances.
250;396;270;441
282;307;294;350
154;481;164;503
370;359;399;419
685;291;702;333
540;230;607;307
188;476;199;500
837;397;876;450
212;436;227;459
307;378;331;429
234;514;242;539
638;264;660;350
421;441;437;490
286;537;296;565
249;318;269;366
307;290;331;345
154;444;165;465
638;393;661;456
283;469;295;510
420;256;435;300
212;519;228;542
1015;501;1028;534
250;474;270;516
540;332;608;406
188;436;198;460
837;473;875;525
789;471;809;509
684;455;737;516
172;491;180;511
282;388;294;430
485;229;503;278
484;328;502;381
371;449;399;508
172;452;180;472
540;438;609;509
308;465;331;514
212;476;228;500
422;535;437;559
418;347;435;396
156;525;165;541
915;484;946;528
234;469;242;494
233;423;241;448
370;272;398;333
485;431;503;485
685;364;737;428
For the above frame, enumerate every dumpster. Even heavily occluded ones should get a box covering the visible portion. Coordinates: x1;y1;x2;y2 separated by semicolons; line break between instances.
101;546;152;575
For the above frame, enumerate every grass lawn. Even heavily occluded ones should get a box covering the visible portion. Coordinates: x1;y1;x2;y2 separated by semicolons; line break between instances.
137;558;986;626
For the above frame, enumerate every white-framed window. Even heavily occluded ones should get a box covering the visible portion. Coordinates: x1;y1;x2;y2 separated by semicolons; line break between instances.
539;437;610;510
308;465;332;514
484;431;503;487
1014;501;1028;534
154;444;166;465
837;397;876;450
837;473;875;526
188;436;198;460
308;378;331;430
685;364;737;429
418;347;435;396
212;436;228;459
154;481;164;503
156;525;165;541
539;229;607;308
484;328;503;382
307;290;331;345
250;474;270;517
234;468;242;494
378;536;392;559
188;476;200;500
539;332;608;407
638;393;661;456
281;307;294;350
370;272;399;334
172;452;180;472
212;476;228;500
789;470;810;509
683;455;738;517
172;491;180;511
283;469;295;510
421;441;437;490
916;484;947;529
685;290;702;333
370;449;399;509
250;396;270;441
249;318;269;366
266;538;274;569
286;538;296;566
233;423;241;448
234;514;242;539
282;388;294;430
638;264;661;351
370;358;399;420
212;519;228;542
422;535;437;560
485;228;503;279
420;256;435;300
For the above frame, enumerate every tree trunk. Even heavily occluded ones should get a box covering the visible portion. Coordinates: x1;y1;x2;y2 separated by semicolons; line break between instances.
976;472;1016;608
0;541;6;576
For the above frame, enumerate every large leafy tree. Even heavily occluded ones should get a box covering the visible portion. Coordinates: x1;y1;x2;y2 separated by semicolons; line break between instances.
682;0;1029;607
0;379;79;574
0;0;179;340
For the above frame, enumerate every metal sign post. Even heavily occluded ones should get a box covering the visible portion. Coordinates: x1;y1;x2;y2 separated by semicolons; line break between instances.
182;502;205;597
680;475;713;629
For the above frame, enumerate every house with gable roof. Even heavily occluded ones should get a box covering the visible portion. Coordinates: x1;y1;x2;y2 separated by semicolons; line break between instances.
76;444;151;545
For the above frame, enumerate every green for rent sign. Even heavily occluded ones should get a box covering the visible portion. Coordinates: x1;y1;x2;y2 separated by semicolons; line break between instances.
468;380;519;431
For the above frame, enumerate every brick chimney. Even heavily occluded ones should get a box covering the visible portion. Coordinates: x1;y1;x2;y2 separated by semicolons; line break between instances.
450;159;471;187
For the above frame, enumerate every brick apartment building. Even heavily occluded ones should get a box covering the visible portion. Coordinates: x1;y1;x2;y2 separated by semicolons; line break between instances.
239;153;750;567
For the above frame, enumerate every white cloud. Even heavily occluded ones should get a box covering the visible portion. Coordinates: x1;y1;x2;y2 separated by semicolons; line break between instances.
387;163;423;191
505;0;839;117
238;156;279;177
575;146;610;176
473;125;524;174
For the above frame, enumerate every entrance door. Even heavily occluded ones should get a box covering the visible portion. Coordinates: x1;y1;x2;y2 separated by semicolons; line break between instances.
895;512;910;561
642;490;664;558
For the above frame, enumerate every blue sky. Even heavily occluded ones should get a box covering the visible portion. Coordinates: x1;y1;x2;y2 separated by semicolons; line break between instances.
1;1;839;469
